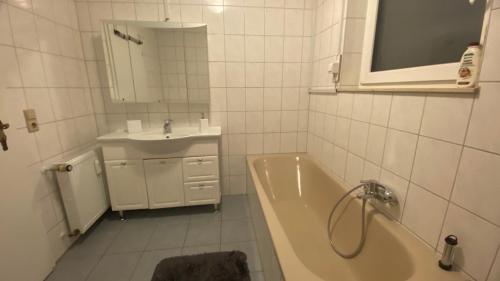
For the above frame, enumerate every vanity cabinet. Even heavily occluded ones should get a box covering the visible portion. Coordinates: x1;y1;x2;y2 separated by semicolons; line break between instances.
105;160;149;210
100;137;221;213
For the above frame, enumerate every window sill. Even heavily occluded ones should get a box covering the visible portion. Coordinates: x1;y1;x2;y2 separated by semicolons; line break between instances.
308;86;479;95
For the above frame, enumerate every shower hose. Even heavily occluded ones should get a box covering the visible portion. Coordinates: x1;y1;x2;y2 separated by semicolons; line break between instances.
327;183;368;259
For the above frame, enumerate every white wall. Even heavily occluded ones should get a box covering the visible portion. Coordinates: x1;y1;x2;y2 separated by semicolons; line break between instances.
307;0;500;280
77;0;315;195
0;0;98;265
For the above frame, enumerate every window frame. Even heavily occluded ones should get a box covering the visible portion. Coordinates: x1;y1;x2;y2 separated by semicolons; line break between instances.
359;0;491;87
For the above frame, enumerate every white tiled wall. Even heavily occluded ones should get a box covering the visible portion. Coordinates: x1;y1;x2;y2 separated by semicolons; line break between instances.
76;0;314;194
307;1;500;280
310;0;345;87
75;0;167;134
201;0;314;194
0;0;98;263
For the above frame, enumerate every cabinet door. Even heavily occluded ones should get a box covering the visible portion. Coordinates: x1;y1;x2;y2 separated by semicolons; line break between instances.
127;25;150;103
106;24;135;102
105;160;148;210
144;159;184;209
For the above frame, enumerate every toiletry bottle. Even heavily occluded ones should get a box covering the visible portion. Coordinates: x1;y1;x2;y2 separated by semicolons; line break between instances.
199;113;209;133
456;42;482;88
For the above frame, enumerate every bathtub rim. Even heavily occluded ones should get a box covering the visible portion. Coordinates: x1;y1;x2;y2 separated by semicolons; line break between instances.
246;153;468;281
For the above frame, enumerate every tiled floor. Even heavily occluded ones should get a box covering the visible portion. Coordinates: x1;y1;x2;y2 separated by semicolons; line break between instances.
45;195;264;281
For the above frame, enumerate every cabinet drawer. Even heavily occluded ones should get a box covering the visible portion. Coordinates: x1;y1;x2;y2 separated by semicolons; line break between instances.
184;181;220;205
182;156;219;182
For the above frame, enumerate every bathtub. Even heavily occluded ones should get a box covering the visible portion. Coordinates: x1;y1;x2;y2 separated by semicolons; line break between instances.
246;154;467;281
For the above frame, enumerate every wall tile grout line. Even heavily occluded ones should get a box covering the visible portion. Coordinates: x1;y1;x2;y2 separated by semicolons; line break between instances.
485;245;500;280
308;102;500;160
398;94;428;223
434;75;488;257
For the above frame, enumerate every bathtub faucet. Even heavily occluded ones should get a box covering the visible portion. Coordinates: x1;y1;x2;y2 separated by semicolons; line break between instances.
328;179;398;258
358;179;398;205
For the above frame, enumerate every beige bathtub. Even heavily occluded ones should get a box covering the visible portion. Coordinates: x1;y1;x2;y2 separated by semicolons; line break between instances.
247;154;467;281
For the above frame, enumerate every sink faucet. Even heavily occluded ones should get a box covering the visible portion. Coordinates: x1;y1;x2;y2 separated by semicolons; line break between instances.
163;119;172;134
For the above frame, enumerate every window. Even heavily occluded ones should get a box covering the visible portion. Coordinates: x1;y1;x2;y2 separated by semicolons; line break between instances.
360;0;488;86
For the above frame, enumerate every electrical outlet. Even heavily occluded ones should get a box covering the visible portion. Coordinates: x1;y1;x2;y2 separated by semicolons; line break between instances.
328;54;342;83
23;109;39;133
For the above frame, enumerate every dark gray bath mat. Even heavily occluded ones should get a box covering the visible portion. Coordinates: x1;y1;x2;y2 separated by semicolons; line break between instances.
151;251;251;281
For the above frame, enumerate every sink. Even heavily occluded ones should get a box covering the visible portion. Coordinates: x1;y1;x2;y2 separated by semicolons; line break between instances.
97;127;221;142
128;131;190;141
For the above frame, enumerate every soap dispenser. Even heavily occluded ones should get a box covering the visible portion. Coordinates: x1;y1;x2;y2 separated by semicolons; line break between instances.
199;113;209;133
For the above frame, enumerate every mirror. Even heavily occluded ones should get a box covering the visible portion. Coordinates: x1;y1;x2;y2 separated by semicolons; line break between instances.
101;21;210;105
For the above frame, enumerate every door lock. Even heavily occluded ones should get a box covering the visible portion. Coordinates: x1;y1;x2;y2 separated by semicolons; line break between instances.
0;120;10;151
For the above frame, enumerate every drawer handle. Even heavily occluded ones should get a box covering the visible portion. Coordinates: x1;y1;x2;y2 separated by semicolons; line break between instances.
191;184;211;190
120;162;127;166
160;161;166;164
197;159;203;164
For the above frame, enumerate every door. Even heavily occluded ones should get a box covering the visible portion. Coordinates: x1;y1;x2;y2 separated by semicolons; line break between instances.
144;158;184;209
105;160;149;210
0;90;54;280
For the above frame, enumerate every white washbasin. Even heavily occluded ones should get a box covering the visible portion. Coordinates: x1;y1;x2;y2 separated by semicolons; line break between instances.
97;127;221;142
128;131;190;141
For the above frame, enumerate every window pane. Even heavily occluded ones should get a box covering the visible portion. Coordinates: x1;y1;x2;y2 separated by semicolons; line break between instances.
371;0;486;72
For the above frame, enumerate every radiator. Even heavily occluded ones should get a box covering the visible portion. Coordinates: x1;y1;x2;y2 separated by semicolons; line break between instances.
55;150;109;235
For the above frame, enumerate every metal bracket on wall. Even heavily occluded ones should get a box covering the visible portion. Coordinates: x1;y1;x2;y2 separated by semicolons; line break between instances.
0;120;10;151
113;29;143;45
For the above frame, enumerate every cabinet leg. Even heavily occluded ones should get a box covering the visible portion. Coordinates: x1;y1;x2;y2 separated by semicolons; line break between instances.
213;204;220;212
118;210;125;221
